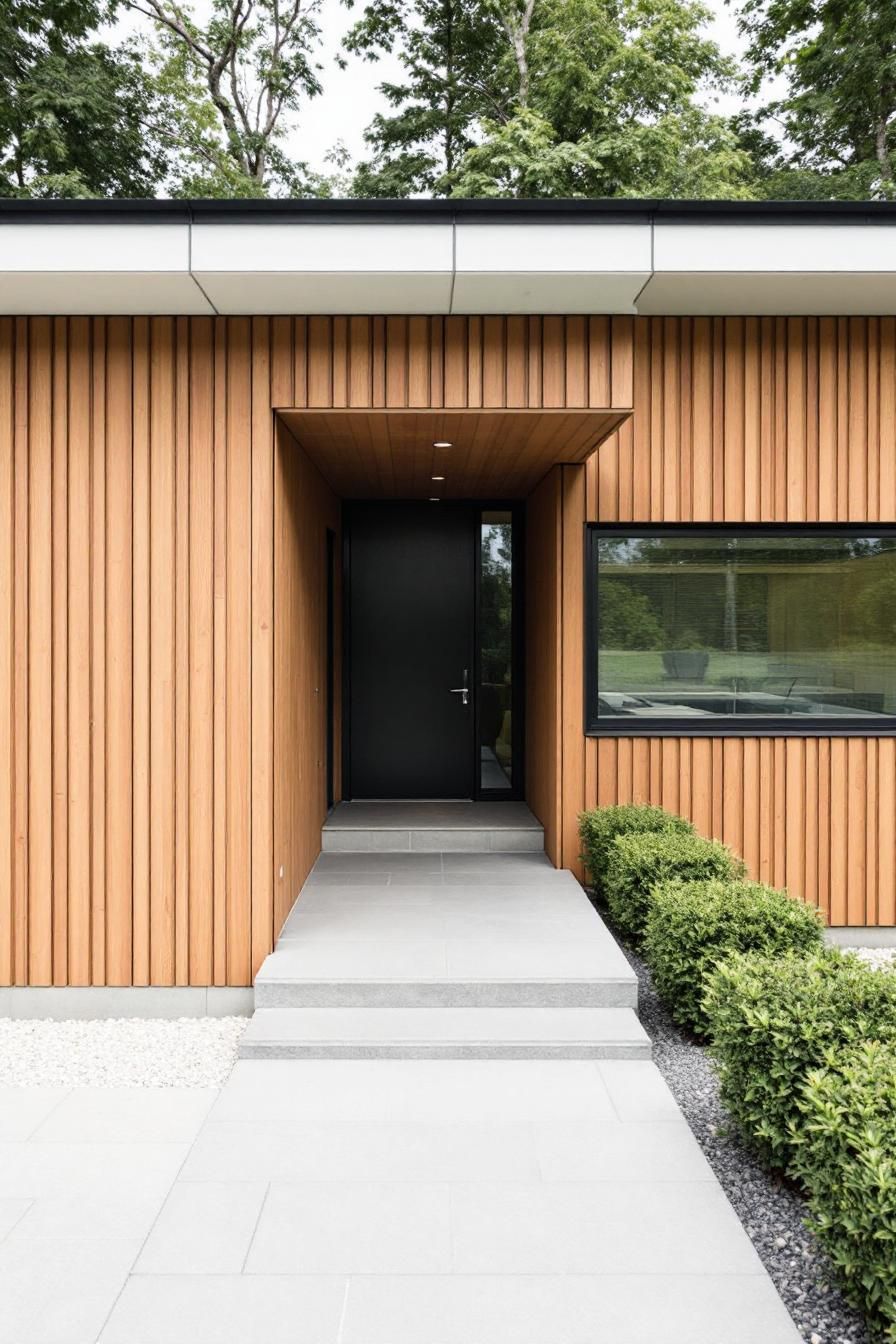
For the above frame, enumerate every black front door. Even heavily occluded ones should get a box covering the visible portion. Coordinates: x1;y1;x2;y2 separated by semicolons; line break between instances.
346;502;474;798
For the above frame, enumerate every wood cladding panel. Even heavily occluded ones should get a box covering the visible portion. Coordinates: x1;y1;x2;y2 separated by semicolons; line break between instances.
0;314;625;985
576;317;896;925
590;316;896;523
274;424;341;939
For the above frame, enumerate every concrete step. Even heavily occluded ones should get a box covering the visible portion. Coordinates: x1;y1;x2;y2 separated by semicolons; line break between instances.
321;801;545;854
254;975;637;1009
322;826;544;854
239;1006;651;1060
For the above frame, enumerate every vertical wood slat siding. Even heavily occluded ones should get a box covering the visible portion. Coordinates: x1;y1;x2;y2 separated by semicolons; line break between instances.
0;315;624;986
274;423;341;939
580;316;896;926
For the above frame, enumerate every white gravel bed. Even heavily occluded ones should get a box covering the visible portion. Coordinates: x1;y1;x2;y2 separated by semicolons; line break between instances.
0;1016;248;1087
849;947;896;971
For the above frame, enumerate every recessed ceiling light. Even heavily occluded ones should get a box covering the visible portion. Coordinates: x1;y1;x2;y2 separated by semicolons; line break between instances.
431;475;445;481
433;440;452;449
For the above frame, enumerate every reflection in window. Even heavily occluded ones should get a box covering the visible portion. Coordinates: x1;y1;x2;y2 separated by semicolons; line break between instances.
480;512;513;788
589;532;896;727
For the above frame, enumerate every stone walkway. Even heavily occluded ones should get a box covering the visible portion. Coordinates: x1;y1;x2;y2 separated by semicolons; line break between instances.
0;845;803;1343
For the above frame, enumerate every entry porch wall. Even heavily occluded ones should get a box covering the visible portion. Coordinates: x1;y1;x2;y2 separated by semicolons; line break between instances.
0;313;630;987
553;316;896;927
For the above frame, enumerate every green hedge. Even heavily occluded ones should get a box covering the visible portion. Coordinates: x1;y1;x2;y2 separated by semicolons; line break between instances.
578;804;693;892
643;879;825;1035
704;950;896;1171
793;1041;896;1341
604;830;744;945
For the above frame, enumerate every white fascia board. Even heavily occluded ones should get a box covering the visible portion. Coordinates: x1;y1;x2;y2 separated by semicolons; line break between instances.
0;272;214;315
653;223;896;273
191;222;454;274
451;272;649;314
455;222;651;274
196;271;453;314
0;222;190;272
637;271;896;316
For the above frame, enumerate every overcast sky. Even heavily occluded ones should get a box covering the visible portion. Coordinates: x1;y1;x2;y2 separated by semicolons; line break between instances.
297;0;749;174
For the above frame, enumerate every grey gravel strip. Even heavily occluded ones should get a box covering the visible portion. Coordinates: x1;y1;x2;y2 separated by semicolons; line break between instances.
596;903;870;1344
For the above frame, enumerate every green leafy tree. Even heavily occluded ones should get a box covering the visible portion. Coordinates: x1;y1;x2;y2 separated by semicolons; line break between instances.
454;0;755;197
737;0;896;200
344;0;507;196
1;0;169;196
127;0;325;196
598;580;665;650
345;0;756;198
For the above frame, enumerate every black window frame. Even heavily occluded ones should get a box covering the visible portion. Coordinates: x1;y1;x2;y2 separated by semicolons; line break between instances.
585;522;896;738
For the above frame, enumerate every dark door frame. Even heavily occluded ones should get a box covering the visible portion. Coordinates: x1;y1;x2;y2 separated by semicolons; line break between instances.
341;499;525;801
325;526;336;811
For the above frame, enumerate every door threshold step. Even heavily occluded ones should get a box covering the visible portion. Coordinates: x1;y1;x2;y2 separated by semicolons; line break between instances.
254;977;637;1009
321;828;544;854
238;1006;651;1060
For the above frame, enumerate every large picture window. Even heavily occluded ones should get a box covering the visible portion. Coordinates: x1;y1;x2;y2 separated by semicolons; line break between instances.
587;527;896;735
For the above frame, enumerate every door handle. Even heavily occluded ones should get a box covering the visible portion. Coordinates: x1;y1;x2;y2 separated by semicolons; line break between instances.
449;669;469;706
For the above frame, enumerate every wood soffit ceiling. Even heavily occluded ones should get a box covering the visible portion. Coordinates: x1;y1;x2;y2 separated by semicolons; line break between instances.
277;409;631;499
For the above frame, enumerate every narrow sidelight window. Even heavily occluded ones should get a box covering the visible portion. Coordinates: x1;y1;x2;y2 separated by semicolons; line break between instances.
479;510;514;789
587;527;896;735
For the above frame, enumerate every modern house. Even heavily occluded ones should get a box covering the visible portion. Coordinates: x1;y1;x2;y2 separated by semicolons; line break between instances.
2;197;896;1008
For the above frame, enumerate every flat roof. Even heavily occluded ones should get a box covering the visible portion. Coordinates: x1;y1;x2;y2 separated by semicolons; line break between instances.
3;197;896;315
1;197;896;223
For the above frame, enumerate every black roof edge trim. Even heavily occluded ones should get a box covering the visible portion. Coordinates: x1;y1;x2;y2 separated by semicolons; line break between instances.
1;197;896;224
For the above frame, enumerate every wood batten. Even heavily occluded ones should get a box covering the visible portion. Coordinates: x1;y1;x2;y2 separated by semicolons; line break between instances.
278;409;629;499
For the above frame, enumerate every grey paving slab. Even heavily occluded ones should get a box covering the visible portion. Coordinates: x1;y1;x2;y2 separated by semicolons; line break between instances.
210;1060;620;1125
30;1088;216;1144
0;1234;142;1344
440;851;554;873
244;1180;452;1274
0;1198;32;1239
339;1274;803;1344
98;1275;348;1344
181;1120;542;1184
533;1118;715;1182
311;852;444;874
450;1179;765;1275
598;1059;689;1122
135;1181;268;1275
256;940;450;985
0;1089;70;1140
10;1190;165;1241
0;1141;191;1200
301;869;392;887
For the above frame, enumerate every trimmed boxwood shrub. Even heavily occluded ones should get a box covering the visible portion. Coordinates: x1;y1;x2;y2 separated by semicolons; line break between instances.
604;830;744;945
644;878;825;1035
704;949;896;1172
793;1041;896;1341
578;804;693;892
